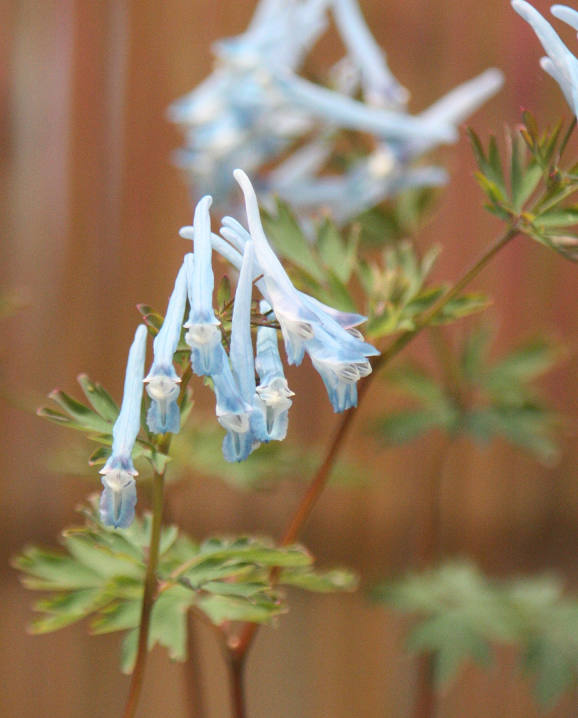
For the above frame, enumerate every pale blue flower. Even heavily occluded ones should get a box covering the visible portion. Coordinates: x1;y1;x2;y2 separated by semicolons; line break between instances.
144;260;188;434
551;4;578;31
272;70;456;144
233;169;378;412
182;197;223;376
215;217;368;331
269;69;503;221
512;1;578;117
215;242;261;461
332;0;408;107
254;302;294;440
100;324;147;528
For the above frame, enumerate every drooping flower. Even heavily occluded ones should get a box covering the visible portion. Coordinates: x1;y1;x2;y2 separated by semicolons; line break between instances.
99;325;147;528
254;301;294;440
232;169;379;412
182;196;223;376
144;260;188;434
170;0;503;219
219;240;263;461
270;69;504;222
512;1;578;117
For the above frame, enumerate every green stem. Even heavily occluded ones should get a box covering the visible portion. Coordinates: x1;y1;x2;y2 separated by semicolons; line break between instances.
121;468;166;718
373;227;519;374
224;227;519;685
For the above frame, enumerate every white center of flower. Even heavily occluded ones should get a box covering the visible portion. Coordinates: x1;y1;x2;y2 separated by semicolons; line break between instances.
101;469;134;492
186;323;221;346
218;412;251;434
145;375;180;402
256;377;294;408
368;147;396;178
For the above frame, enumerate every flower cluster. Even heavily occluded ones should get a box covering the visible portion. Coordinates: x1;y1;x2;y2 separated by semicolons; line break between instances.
169;0;504;221
99;171;378;528
512;1;578;118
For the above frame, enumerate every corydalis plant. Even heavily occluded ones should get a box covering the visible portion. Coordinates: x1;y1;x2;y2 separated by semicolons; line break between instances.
55;170;378;526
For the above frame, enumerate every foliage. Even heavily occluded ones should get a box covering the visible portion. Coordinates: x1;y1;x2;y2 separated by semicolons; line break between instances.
469;113;578;261
373;327;562;463
14;500;357;673
373;561;578;708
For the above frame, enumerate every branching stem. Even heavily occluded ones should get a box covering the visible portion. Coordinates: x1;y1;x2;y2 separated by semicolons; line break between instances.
218;227;519;716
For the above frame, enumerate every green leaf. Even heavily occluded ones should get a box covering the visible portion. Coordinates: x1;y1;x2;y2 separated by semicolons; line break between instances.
44;390;112;434
316;219;350;282
14;547;102;591
535;206;578;228
373;408;452;445
279;567;358;593
77;374;119;423
261;200;324;283
197;594;285;625
120;628;139;674
137;304;163;335
432;293;491;324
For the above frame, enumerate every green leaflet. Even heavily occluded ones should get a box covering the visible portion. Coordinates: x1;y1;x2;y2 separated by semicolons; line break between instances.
14;501;357;672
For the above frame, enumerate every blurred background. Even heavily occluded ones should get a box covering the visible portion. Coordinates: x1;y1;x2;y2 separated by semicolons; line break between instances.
1;0;577;716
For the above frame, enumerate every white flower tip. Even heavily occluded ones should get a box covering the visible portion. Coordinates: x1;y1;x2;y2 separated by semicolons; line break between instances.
233;168;253;195
198;194;213;211
134;324;148;343
480;68;505;92
179;226;195;240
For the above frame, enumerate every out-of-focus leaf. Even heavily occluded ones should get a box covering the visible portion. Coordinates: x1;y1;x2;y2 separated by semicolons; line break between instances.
374;561;578;705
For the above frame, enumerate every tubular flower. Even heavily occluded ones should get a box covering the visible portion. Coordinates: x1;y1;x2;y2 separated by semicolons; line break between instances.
144;260;188;434
254;302;294;441
512;1;578;117
221;241;262;461
182;196;223;376
99;325;147;528
232;169;379;412
170;0;502;218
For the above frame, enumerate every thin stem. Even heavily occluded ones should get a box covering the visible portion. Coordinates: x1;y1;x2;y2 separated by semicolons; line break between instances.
412;438;452;718
183;612;205;718
226;654;248;718
225;228;519;677
122;468;166;718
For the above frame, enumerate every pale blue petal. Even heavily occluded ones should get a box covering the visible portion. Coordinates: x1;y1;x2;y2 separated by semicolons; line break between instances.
212;345;253;422
183;248;223;377
551;5;578;32
229;242;257;401
307;329;372;412
272;70;456;143
512;0;578;114
222;428;258;463
233;169;320;365
332;0;408;107
100;473;137;529
107;325;147;465
409;69;504;157
149;260;188;368
145;367;181;434
188;196;219;324
221;215;251;251
254;322;293;441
